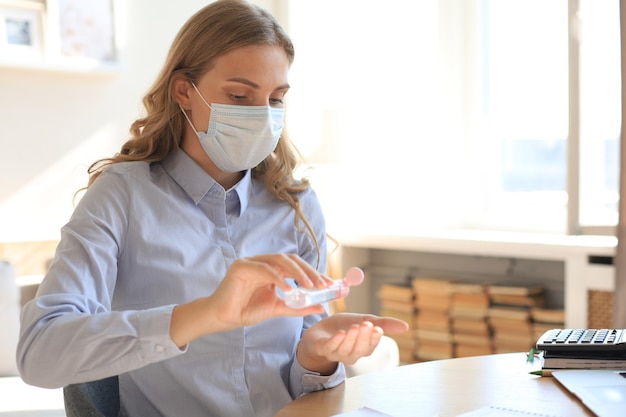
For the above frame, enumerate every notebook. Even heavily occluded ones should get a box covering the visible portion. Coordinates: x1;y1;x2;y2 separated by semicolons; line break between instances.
552;369;626;417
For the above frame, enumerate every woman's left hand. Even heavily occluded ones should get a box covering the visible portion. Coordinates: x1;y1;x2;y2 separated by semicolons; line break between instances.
297;312;409;375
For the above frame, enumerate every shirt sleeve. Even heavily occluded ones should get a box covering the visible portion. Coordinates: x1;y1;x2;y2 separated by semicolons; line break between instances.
289;357;346;397
16;169;185;389
287;187;347;397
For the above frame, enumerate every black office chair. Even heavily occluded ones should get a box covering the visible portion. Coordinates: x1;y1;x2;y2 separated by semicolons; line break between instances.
63;376;120;417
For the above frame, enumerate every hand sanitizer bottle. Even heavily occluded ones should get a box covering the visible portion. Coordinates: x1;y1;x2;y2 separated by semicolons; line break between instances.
281;267;364;309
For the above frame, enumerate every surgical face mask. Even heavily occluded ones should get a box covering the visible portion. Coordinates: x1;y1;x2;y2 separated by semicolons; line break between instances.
180;83;285;173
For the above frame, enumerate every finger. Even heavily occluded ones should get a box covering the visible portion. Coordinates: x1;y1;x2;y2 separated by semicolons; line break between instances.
366;325;384;353
328;321;376;361
239;255;308;292
234;257;293;292
254;254;324;289
371;317;410;334
336;323;364;357
284;254;330;288
347;322;383;359
320;329;348;354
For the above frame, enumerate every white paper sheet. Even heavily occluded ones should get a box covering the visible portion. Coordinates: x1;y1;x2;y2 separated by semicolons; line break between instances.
331;407;394;417
456;405;563;417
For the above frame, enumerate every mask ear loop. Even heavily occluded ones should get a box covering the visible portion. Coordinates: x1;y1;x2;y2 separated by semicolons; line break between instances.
179;104;199;135
179;82;213;134
190;82;213;110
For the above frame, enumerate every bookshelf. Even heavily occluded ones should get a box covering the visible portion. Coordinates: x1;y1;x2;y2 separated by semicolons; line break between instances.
334;230;616;329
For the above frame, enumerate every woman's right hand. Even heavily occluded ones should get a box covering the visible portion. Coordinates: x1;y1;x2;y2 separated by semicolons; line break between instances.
169;254;333;348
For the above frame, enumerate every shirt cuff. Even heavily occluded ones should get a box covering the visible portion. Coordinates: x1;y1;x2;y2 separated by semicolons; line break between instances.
133;304;187;364
289;358;346;398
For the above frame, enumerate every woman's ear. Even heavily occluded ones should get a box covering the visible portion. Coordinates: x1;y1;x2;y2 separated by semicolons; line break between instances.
172;76;193;110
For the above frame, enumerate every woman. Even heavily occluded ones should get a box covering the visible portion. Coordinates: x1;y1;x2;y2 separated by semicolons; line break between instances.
17;1;408;416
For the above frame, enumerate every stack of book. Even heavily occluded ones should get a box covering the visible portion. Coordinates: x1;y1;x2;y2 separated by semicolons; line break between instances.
487;282;545;353
412;277;454;361
450;281;493;357
531;307;565;340
537;328;626;372
377;283;417;363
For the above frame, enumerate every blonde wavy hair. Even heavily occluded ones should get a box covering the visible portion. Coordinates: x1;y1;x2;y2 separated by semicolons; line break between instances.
86;0;322;265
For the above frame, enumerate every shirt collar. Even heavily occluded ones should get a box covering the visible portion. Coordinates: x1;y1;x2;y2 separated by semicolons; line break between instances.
233;169;252;216
160;148;253;215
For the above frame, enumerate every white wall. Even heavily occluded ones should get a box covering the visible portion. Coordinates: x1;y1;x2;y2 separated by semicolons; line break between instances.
285;0;467;237
0;0;468;243
0;0;273;242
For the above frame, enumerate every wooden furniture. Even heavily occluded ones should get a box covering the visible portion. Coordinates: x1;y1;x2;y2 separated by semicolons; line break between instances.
275;352;594;417
334;232;616;328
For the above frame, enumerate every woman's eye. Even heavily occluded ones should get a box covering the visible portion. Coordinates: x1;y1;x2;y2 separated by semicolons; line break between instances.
230;94;247;101
270;97;284;105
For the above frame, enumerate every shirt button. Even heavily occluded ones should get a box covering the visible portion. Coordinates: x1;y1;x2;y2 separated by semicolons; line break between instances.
155;344;165;353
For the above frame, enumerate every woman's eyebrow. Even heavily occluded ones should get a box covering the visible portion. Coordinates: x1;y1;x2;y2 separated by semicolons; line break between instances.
226;77;290;91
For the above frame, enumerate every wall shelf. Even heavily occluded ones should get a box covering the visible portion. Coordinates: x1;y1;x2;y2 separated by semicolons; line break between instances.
334;230;617;328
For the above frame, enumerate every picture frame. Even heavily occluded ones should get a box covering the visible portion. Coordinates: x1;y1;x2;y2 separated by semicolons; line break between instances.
45;0;117;71
0;1;45;65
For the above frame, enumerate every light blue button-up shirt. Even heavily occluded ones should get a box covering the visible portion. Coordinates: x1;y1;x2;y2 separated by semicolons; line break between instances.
17;148;344;417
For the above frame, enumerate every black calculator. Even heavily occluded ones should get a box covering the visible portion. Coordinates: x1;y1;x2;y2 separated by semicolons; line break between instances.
536;328;626;353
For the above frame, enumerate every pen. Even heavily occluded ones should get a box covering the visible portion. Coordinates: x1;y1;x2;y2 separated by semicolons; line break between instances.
529;369;554;377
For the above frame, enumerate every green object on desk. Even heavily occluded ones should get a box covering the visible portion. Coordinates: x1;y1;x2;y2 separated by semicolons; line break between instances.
529;369;554;377
526;348;542;362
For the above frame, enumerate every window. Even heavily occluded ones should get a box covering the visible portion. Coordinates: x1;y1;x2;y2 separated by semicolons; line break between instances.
466;0;621;234
464;0;570;234
578;0;621;232
285;0;620;237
